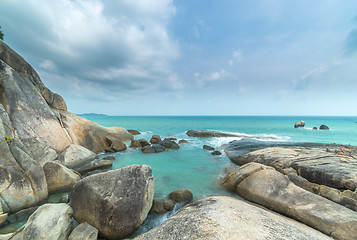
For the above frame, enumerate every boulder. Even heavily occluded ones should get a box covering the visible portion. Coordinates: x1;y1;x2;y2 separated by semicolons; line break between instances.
149;199;175;214
58;144;97;169
313;127;318;130
178;139;188;144
102;156;115;161
294;121;305;128
169;189;193;203
43;161;81;194
130;140;142;148
134;196;332;240
68;222;98;240
16;204;73;240
211;150;222;155
138;139;150;147
235;165;357;240
320;125;330;130
167;138;177;141
70;165;154;239
159;138;179;150
110;141;127;152
150;135;162;144
128;129;141;135
141;144;165;154
203;145;215;150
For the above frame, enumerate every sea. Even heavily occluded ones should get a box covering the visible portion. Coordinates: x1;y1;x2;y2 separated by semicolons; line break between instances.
2;115;357;236
88;115;357;236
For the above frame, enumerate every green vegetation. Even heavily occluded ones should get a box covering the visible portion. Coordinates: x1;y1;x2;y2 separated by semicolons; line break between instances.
5;136;13;143
0;25;3;40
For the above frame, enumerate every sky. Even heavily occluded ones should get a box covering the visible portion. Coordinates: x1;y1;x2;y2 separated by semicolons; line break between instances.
1;0;357;116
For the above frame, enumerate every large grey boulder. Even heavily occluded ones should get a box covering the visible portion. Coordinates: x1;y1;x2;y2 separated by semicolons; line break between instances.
169;188;193;203
58;144;97;169
68;222;98;240
234;164;357;240
150;135;162;144
13;203;73;240
70;165;154;239
135;196;332;240
21;138;58;167
43;161;81;194
159;138;179;150
149;199;175;214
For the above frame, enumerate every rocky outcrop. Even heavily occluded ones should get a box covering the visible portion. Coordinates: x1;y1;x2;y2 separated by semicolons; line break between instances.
135;196;332;240
150;135;162;144
10;203;73;240
159;138;179;150
70;165;154;239
68;222;98;240
231;164;357;240
294;120;305;128
43;162;81;194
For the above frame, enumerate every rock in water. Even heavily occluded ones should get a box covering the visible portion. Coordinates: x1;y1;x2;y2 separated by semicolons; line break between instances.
294;121;305;128
138;139;151;147
178;139;188;144
160;138;179;150
187;130;240;137
134;196;332;240
169;188;193;203
203;145;215;150
150;135;162;144
320;125;329;130
15;203;73;240
70;165;154;239
211;150;222;155
150;199;175;214
128;129;141;135
130;140;142;148
69;222;98;240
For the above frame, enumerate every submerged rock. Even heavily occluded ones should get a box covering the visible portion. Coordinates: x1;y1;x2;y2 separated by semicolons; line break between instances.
178;139;188;144
187;130;239;138
70;165;154;239
203;145;215;150
134;196;332;240
294;120;305;128
211;150;222;155
320;125;330;130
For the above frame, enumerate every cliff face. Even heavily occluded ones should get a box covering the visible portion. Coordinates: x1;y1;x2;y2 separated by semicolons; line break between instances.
0;40;132;213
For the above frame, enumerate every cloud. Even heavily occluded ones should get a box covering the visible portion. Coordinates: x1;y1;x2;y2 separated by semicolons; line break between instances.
0;0;179;99
194;70;229;87
293;65;327;91
344;29;357;55
229;50;242;66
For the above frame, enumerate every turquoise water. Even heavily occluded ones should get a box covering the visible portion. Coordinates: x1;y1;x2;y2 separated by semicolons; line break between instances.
88;115;357;200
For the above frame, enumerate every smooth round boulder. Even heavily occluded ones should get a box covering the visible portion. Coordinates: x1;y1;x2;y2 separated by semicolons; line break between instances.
58;144;97;169
294;121;305;128
70;165;154;239
110;141;127;152
169;188;193;203
178;139;188;144
313;127;318;130
150;135;162;144
320;125;330;130
149;199;175;214
211;150;222;155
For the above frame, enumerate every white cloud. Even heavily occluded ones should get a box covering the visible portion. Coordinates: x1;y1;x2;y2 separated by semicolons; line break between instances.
194;69;229;87
229;50;242;66
0;0;179;98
